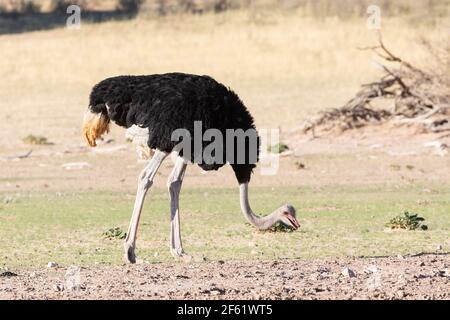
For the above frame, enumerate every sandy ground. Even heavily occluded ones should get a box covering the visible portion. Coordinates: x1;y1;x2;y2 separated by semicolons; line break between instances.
1;122;449;301
1;8;448;301
1;253;448;300
1;124;449;194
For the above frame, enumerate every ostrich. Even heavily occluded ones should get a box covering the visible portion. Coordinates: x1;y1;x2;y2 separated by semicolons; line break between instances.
82;73;299;263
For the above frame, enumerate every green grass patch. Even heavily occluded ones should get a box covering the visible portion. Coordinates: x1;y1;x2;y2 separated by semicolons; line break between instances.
102;227;127;240
0;185;449;268
22;134;52;145
268;143;289;154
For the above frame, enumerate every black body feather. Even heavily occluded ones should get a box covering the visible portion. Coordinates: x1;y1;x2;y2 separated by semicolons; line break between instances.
88;73;259;183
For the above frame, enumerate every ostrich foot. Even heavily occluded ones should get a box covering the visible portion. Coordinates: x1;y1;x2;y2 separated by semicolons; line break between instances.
171;247;192;262
124;243;137;264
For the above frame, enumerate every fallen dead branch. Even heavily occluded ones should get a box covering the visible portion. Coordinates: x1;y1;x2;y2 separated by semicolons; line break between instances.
303;34;450;136
0;150;32;161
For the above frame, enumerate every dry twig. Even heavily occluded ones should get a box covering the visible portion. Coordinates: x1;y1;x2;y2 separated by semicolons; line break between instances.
304;35;450;136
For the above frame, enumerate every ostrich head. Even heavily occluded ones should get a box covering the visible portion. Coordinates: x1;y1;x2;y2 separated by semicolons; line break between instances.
239;183;300;231
276;204;300;230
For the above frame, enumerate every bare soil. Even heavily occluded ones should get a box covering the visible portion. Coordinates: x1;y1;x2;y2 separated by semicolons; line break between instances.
1;253;448;300
1;124;449;194
1;11;448;301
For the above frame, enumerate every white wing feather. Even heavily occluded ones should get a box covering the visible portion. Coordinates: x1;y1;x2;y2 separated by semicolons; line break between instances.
125;125;153;161
125;125;150;146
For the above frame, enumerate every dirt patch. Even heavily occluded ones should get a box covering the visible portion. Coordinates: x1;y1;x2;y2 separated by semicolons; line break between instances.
1;254;448;300
288;123;450;157
1;124;449;194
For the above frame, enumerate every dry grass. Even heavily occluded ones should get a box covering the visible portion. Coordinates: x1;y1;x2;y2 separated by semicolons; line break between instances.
0;10;447;153
1;0;448;17
0;9;449;271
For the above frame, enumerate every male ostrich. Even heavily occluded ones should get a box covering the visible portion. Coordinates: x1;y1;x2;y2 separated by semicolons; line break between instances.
82;73;299;263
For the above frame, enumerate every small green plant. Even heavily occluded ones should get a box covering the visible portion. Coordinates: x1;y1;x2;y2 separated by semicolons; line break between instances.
22;134;52;145
268;143;289;154
269;222;296;233
103;227;127;240
386;211;428;230
249;221;295;233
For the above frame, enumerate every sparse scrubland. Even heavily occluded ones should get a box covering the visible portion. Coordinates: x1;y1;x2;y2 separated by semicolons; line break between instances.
0;2;449;299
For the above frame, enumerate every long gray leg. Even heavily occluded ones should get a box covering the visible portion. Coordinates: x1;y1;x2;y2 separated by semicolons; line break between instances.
124;150;168;264
167;157;188;258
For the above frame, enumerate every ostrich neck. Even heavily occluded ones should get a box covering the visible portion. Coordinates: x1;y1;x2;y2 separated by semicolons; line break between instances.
239;183;280;230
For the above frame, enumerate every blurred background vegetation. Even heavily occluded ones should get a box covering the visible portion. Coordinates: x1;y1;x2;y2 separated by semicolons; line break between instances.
1;0;448;18
1;0;448;35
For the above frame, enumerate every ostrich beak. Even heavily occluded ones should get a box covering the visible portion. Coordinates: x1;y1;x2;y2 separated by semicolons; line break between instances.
287;215;300;230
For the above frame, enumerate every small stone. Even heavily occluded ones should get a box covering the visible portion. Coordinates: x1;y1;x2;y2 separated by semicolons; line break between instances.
436;270;446;277
436;244;443;251
397;254;405;259
341;267;356;278
61;162;91;170
3;196;13;204
65;265;81;291
397;290;405;298
54;284;64;292
308;273;319;281
154;252;159;257
47;262;58;268
366;266;379;274
30;272;37;278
